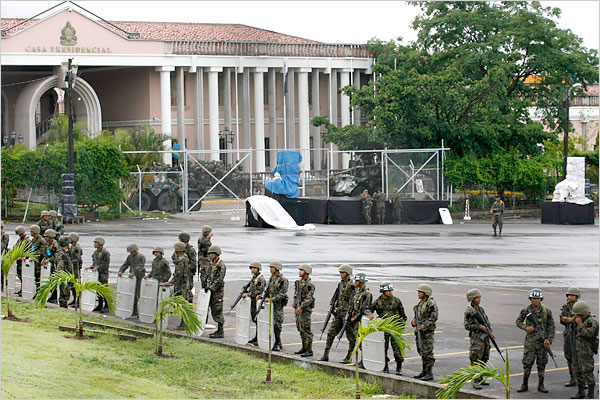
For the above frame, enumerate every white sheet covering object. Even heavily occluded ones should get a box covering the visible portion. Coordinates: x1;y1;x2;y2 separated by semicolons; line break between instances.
247;195;316;230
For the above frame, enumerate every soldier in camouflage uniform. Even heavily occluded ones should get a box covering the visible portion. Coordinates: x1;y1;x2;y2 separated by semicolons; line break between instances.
42;229;60;303
168;242;191;329
367;282;407;375
146;247;171;284
347;273;373;366
464;288;493;389
48;210;64;237
257;260;289;351
90;237;110;312
56;237;73;308
174;232;197;289
391;191;403;224
1;221;8;252
207;246;226;338
570;301;598;399
292;264;316;357
29;225;47;288
561;287;581;387
118;244;146;317
490;195;504;236
411;283;438;381
37;211;52;236
373;190;386;224
245;261;266;346
360;190;373;224
14;225;30;295
68;233;83;306
318;264;356;362
515;288;556;394
198;225;213;288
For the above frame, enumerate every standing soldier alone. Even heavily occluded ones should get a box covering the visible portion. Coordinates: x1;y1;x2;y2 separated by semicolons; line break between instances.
318;264;355;362
360;190;373;225
145;247;171;284
68;233;83;306
56;237;73;308
198;225;213;288
464;288;493;389
348;273;373;366
561;287;581;387
257;261;289;352
373;190;386;224
292;264;315;357
118;244;146;318
90;237;110;313
245;261;266;346
412;284;438;381
207;246;226;339
490;195;504;236
570;301;598;399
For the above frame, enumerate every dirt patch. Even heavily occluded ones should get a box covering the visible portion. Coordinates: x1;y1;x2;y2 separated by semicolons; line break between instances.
3;315;29;322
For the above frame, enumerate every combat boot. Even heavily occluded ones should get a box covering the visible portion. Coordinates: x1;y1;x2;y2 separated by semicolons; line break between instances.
272;337;282;352
571;384;586;399
472;377;482;390
414;362;426;379
538;369;548;393
566;364;577;386
493;227;497;237
318;348;330;362
395;360;403;376
420;368;434;381
209;322;224;338
295;339;307;355
340;351;353;364
248;334;258;346
383;363;389;374
586;382;595;399
93;297;103;312
301;339;313;357
499;226;502;236
517;371;530;393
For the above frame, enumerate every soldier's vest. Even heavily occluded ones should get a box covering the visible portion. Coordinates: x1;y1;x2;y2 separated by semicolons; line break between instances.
377;295;398;318
338;280;354;310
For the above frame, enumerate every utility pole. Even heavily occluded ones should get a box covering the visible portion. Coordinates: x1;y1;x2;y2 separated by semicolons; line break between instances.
61;58;78;223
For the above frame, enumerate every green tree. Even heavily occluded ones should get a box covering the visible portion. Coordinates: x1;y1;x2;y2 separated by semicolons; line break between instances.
44;115;88;144
2;240;38;320
155;294;202;356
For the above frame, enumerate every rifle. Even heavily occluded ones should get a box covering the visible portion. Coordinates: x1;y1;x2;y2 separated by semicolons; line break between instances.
228;278;252;315
414;306;423;355
335;304;354;348
526;312;558;368
473;310;505;362
254;281;270;323
320;287;339;340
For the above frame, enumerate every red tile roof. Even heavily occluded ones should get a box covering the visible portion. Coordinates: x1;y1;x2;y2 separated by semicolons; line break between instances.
1;17;319;43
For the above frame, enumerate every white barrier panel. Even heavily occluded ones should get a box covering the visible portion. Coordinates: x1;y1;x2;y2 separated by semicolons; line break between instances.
115;276;136;319
361;316;386;372
139;279;159;324
21;260;36;300
194;289;211;335
235;296;251;345
7;262;17;295
439;208;453;225
257;301;274;352
158;285;174;330
81;269;98;312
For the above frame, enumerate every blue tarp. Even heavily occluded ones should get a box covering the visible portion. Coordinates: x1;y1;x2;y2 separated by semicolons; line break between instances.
264;151;302;198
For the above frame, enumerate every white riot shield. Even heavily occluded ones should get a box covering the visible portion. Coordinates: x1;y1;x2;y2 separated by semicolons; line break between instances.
7;262;17;295
361;316;386;372
40;263;56;304
235;296;251;345
158;285;174;331
138;278;159;324
81;269;98;312
193;289;211;335
115;276;137;319
257;301;274;351
21;259;36;300
439;208;453;225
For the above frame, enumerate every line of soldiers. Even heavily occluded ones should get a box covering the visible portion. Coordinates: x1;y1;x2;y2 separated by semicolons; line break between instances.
359;190;403;224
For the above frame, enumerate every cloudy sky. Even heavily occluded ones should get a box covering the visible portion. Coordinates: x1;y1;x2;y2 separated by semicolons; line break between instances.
1;1;598;51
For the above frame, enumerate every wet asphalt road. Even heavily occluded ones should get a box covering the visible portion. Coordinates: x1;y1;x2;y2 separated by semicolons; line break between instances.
5;216;598;398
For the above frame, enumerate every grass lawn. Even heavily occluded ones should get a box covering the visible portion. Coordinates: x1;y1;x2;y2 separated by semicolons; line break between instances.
1;300;407;399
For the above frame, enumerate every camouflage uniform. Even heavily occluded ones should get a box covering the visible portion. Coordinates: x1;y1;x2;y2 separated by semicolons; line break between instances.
43;239;60;300
55;247;73;307
36;219;52;236
294;277;316;350
373;192;386;224
491;199;504;235
172;244;197;291
392;192;403;223
92;247;111;285
30;235;47;286
414;297;439;371
1;230;8;252
172;253;192;302
51;219;64;237
208;257;226;324
573;314;599;391
15;234;30;284
323;278;356;357
464;304;491;366
148;255;171;283
515;305;555;375
248;272;266;323
560;301;577;384
268;273;289;343
119;252;146;315
349;286;373;359
69;243;83;280
368;295;407;366
198;234;212;288
360;192;373;224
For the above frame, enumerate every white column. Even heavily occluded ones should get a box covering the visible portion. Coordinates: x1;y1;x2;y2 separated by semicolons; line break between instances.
156;66;174;164
253;68;268;173
268;68;277;168
191;66;204;151
353;69;362;125
327;68;339;169
208;67;222;161
340;69;351;168
311;69;321;170
297;68;311;173
176;66;185;150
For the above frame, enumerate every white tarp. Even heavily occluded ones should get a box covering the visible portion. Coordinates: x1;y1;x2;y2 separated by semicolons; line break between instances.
361;316;386;372
21;260;35;300
115;276;136;319
247;195;316;230
139;278;159;324
234;296;251;345
81;268;98;312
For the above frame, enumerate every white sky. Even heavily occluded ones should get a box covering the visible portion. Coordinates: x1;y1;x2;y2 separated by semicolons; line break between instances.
1;1;598;51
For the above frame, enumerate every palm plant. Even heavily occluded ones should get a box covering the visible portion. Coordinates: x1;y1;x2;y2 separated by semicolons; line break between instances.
436;351;511;399
1;240;38;319
351;315;411;399
155;294;202;356
34;270;115;338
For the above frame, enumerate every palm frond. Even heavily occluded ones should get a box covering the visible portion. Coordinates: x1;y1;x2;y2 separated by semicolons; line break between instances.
34;270;74;308
157;295;203;335
79;280;117;314
1;240;39;277
352;315;412;357
436;361;508;399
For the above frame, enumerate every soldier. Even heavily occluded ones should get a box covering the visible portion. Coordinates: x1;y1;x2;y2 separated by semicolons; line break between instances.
257;260;289;351
56;237;73;308
48;210;64;237
561;287;581;387
464;288;493;389
391;191;403;224
37;211;51;236
490;195;504;236
90;237;110;313
1;221;8;252
207;246;226;338
145;247;171;284
42;229;60;303
411;283;438;381
29;225;47;289
245;260;266;346
292;264;316;357
360;189;373;225
367;282;407;375
178;232;197;277
167;242;191;329
118;244;146;317
373;190;386;224
198;225;213;288
570;301;598;399
515;288;556;393
348;273;373;366
14;225;30;296
67;233;83;306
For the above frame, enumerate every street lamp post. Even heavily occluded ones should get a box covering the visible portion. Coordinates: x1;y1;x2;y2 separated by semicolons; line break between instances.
219;127;234;167
563;82;582;179
62;58;78;222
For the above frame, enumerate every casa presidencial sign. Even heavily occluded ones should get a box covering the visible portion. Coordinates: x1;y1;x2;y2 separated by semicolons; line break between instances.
24;21;112;54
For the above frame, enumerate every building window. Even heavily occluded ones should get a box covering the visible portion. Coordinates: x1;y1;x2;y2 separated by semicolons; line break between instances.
265;137;271;167
170;71;186;106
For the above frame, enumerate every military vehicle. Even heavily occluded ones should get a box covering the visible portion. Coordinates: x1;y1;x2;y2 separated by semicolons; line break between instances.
332;164;383;197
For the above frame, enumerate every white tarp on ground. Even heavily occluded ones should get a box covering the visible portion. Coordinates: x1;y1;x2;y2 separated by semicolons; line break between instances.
246;195;316;230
